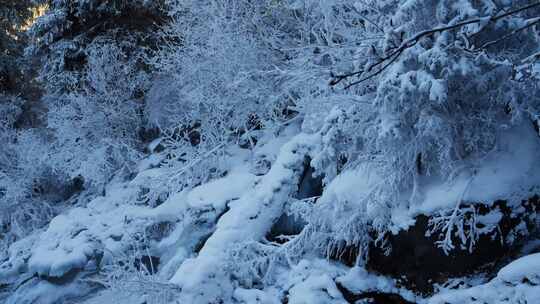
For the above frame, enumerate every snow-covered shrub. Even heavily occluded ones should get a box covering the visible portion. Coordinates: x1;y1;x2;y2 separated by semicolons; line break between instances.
145;0;388;193
0;96;57;256
295;0;540;254
264;0;386;132
149;1;279;129
226;241;284;288
27;0;165;92
1;0;163;261
43;38;147;188
144;0;290;192
0;96;22;186
22;0;165;190
96;233;179;304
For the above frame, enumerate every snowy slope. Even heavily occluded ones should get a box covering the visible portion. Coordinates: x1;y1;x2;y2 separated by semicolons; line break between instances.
2;119;540;304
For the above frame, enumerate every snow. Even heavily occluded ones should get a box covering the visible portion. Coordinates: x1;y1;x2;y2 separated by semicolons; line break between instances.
233;288;280;304
25;177;157;278
429;274;540;304
186;169;257;209
8;118;539;304
170;132;320;303
0;232;40;283
6;277;94;304
319;166;383;212
497;252;540;284
28;210;101;277
429;253;540;304
337;267;418;303
155;165;258;279
78;284;178;304
277;259;347;304
19;142;260;282
287;273;346;304
4;122;540;304
412;123;540;216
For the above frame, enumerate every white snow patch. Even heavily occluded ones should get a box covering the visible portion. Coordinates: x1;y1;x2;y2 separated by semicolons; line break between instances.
319;167;383;211
429;253;540;303
186;169;257;210
497;252;540;284
287;273;346;304
277;259;347;304
233;288;281;304
412;124;540;216
337;267;418;303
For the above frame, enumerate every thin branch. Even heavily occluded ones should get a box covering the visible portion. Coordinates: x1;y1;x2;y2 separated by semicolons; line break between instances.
168;142;225;182
350;5;385;33
344;49;403;89
480;17;540;50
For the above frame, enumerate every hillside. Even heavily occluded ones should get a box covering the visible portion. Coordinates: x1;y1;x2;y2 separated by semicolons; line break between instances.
1;1;540;303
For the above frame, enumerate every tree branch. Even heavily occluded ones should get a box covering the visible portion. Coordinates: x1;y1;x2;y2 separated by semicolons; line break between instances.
330;1;540;88
479;17;540;50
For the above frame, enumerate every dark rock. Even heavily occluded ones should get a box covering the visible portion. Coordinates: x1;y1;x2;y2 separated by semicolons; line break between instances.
266;212;306;244
327;196;539;294
13;99;45;129
63;175;85;199
64;51;87;72
266;157;322;243
40;267;81;285
71;175;85;192
134;256;160;274
328;242;360;267
295;157;323;200
336;281;415;304
139;126;161;144
367;214;508;293
365;197;539;294
194;233;212;254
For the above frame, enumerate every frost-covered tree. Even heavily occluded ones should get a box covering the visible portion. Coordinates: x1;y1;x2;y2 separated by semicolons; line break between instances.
0;0;42;93
1;0;166;258
0;1;51;256
25;0;168;188
301;0;540;255
145;0;292;192
146;0;384;192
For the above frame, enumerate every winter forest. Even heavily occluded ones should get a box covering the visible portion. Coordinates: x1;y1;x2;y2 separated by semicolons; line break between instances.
1;0;540;303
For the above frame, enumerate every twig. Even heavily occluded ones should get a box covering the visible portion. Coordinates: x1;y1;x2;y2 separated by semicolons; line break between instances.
168;142;225;181
480;17;540;50
344;48;403;89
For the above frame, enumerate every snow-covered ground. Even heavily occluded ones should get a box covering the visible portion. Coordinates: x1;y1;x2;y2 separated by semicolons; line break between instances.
1;119;539;304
